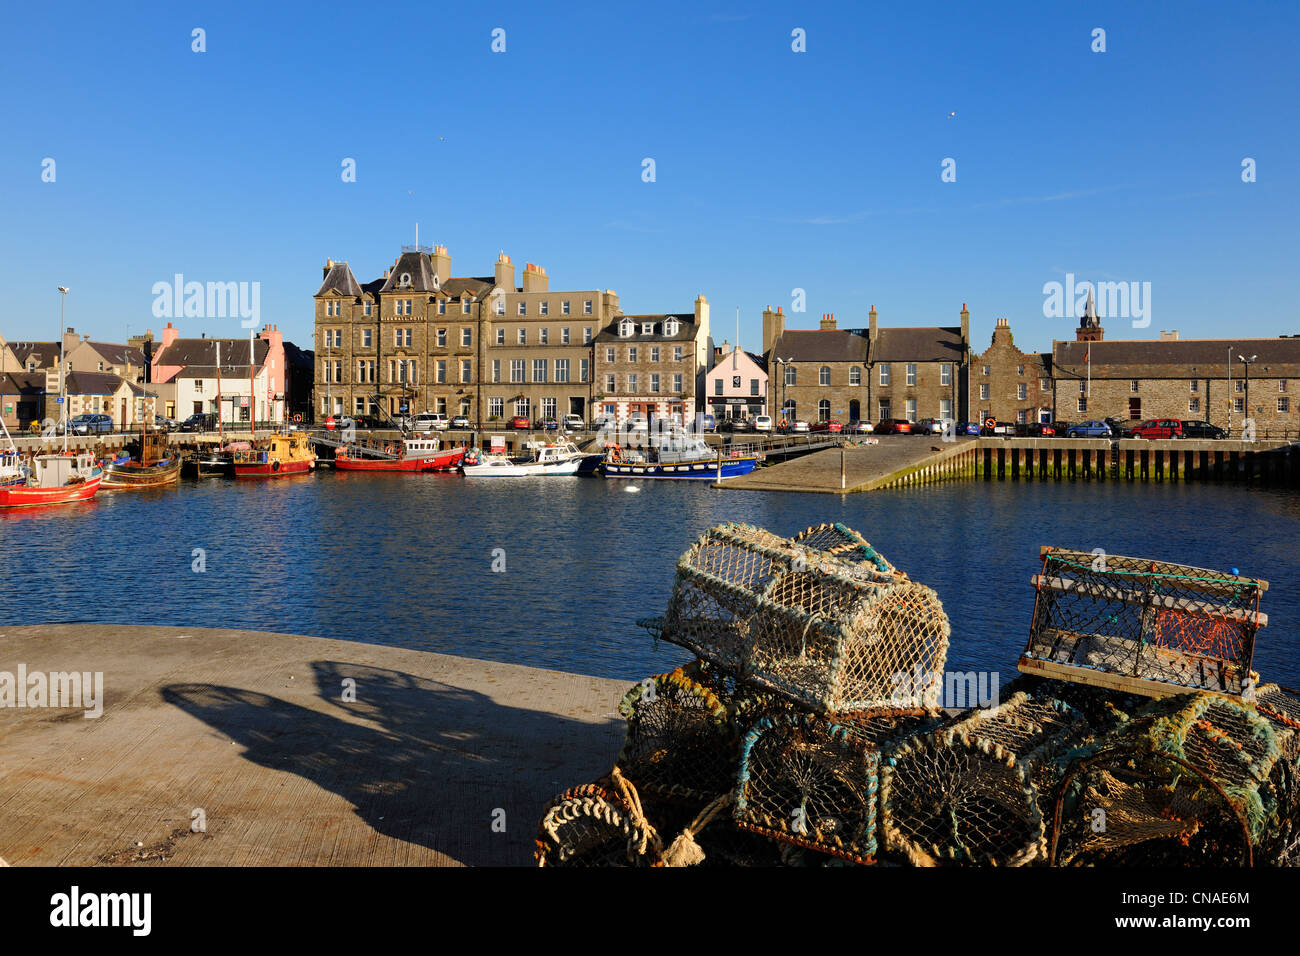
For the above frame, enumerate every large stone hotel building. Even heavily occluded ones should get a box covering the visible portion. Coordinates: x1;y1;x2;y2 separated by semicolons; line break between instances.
314;245;709;425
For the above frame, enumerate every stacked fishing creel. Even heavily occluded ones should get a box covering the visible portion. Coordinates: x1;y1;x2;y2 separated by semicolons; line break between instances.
659;521;950;713
1050;692;1288;866
879;691;1089;866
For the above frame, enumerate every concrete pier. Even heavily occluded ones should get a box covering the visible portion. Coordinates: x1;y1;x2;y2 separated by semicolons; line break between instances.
0;625;627;866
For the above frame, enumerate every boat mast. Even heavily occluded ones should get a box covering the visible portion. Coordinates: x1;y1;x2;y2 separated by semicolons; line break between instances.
216;340;223;443
249;326;255;437
58;286;69;453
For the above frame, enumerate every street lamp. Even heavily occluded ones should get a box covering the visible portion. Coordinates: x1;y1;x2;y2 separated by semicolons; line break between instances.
1239;354;1257;434
775;355;794;424
57;286;69;452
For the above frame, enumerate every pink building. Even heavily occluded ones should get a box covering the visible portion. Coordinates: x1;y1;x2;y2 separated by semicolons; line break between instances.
152;322;289;425
705;343;768;421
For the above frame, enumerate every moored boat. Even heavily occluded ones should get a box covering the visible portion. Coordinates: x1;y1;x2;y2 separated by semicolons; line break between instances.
102;428;181;490
335;436;465;473
232;433;316;479
600;432;760;480
461;439;601;477
0;451;102;509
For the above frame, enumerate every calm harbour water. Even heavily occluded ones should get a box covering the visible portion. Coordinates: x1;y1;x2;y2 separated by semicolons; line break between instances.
2;472;1298;687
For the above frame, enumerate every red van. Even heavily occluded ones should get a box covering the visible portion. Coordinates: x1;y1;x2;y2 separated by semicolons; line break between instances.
1124;419;1183;439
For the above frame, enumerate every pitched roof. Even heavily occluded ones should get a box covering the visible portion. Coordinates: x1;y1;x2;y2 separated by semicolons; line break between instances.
152;338;269;375
83;341;146;367
770;329;868;364
1053;337;1300;371
595;314;697;343
62;371;132;396
8;342;59;366
379;252;441;294
871;327;966;363
440;277;493;298
0;372;45;393
316;261;364;298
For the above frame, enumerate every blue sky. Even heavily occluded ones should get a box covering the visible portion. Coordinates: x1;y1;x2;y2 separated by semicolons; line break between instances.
2;1;1296;355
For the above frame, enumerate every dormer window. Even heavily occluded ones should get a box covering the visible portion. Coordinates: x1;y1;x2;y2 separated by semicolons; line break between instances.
619;319;634;338
665;319;679;336
642;322;654;335
399;272;412;288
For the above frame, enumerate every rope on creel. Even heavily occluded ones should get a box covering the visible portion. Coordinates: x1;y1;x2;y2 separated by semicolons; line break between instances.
661;791;736;867
610;766;663;861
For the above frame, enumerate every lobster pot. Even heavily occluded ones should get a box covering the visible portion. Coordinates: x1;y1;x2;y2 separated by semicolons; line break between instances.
1021;547;1267;699
790;522;899;576
1053;694;1283;866
659;523;950;713
1255;684;1300;760
692;820;792;867
617;669;739;804
735;712;882;865
942;692;1090;797
880;724;1047;867
536;783;664;867
682;658;793;725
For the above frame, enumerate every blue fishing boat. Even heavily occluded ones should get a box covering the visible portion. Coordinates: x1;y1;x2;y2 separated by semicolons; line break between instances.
600;432;760;480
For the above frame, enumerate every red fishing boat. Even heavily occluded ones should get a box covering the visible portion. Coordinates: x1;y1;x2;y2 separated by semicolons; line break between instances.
0;451;103;509
232;433;316;479
334;436;465;473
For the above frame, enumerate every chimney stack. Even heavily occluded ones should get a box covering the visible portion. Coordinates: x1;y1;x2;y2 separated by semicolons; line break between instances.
494;251;516;292
820;313;837;330
869;305;878;343
762;305;786;356
430;244;451;285
521;261;549;293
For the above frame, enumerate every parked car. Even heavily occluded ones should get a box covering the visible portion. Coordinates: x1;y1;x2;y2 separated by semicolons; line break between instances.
1125;418;1183;439
811;420;843;433
1179;420;1228;440
153;414;178;432
179;413;218;433
752;415;774;432
789;420;810;433
875;419;913;435
1065;420;1113;438
562;414;585;432
509;415;532;430
413;413;449;432
1104;417;1129;437
323;415;356;432
914;418;945;435
846;420;874;434
68;413;113;435
535;417;559;431
700;413;717;433
953;421;980;437
591;414;616;432
1017;422;1056;437
450;415;472;430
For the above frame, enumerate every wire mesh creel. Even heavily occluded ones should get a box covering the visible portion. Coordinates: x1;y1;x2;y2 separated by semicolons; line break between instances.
658;522;951;713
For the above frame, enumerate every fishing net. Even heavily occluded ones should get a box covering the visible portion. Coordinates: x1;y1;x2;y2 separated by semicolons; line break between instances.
1022;548;1266;698
789;522;899;575
616;668;739;804
659;523;950;713
1051;693;1282;865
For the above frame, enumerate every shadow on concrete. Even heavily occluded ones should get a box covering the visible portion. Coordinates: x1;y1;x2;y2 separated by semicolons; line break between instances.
162;661;622;865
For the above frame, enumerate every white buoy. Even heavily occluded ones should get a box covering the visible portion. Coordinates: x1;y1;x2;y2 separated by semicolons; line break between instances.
626;485;640;493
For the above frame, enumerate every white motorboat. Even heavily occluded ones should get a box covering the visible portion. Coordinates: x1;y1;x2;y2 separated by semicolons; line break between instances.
461;439;601;477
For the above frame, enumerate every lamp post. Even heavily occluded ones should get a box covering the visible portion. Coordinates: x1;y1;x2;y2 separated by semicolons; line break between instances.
1239;353;1257;435
776;355;794;425
57;286;69;452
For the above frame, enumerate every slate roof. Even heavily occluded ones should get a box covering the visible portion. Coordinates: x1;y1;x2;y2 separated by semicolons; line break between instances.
61;371;132;396
1053;337;1300;373
0;372;46;393
8;342;59;367
153;338;269;376
316;261;364;298
769;329;868;364
594;314;698;344
379;252;441;294
85;342;146;367
871;327;966;363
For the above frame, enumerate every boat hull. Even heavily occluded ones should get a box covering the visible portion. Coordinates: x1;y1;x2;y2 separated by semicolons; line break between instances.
461;458;586;477
233;459;315;479
601;456;759;480
335;447;465;472
0;473;103;508
101;458;182;490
